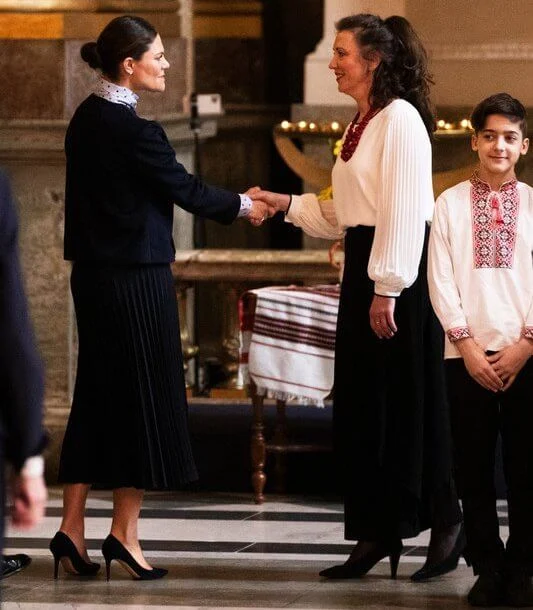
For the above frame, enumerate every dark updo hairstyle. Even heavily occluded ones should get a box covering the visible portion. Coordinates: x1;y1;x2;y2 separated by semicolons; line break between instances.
470;92;528;138
80;15;157;80
336;13;435;136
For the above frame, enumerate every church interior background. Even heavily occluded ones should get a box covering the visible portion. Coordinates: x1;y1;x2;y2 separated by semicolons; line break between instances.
0;1;531;608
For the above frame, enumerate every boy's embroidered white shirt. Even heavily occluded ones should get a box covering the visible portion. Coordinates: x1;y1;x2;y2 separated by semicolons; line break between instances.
286;99;434;297
428;178;533;358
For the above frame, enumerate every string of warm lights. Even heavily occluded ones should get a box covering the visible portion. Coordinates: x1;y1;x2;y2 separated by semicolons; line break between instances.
275;118;474;136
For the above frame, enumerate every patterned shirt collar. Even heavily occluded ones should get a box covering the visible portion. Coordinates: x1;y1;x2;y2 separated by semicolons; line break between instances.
93;77;139;110
470;171;517;194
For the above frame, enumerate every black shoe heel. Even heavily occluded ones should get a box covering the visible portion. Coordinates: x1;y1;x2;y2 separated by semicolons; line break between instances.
390;549;401;579
102;534;168;581
49;531;100;579
319;540;403;580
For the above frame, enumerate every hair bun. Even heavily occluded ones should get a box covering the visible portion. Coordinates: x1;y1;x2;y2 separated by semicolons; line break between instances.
80;41;101;69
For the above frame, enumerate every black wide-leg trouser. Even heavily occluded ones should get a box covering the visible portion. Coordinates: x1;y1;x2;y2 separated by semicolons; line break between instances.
446;357;533;575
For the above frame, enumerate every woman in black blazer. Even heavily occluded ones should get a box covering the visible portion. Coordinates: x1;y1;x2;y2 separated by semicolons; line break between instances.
50;15;268;581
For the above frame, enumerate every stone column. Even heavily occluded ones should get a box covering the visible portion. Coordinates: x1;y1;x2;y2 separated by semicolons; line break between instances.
0;0;198;480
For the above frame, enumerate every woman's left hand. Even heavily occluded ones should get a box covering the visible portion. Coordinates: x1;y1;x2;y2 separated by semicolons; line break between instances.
369;294;397;339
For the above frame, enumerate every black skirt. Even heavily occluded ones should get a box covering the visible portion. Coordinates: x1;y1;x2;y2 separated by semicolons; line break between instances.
333;226;461;540
58;262;198;490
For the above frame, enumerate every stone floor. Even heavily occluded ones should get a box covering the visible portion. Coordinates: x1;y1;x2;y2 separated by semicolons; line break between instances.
1;488;509;609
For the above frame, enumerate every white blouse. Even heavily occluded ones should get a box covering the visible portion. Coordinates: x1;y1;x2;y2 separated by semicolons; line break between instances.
428;177;533;359
286;99;434;297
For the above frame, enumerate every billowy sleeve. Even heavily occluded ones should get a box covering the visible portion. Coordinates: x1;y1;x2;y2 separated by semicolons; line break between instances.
369;107;433;296
285;193;345;240
428;192;469;337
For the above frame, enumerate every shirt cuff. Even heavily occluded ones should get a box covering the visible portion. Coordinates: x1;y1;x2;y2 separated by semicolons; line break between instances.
20;455;44;478
447;327;472;342
373;283;401;298
523;326;533;340
237;194;252;218
284;194;302;224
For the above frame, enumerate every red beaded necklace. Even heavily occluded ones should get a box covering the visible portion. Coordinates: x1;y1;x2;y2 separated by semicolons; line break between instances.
340;106;381;162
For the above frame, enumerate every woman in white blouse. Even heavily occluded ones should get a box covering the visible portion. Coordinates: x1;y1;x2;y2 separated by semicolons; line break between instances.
256;13;463;581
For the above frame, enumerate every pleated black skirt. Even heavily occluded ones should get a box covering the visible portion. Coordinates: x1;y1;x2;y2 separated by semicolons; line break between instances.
333;226;461;540
58;262;198;490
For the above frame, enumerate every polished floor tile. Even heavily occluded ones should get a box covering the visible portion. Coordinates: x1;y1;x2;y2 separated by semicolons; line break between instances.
1;489;509;609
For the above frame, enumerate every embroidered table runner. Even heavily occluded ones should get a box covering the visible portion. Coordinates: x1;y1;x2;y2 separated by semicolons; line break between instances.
240;284;340;406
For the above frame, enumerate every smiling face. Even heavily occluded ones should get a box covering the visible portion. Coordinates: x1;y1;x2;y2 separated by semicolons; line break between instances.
328;30;378;105
472;114;529;184
127;34;169;93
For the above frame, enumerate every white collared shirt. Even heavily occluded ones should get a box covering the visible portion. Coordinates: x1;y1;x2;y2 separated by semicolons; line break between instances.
94;76;139;110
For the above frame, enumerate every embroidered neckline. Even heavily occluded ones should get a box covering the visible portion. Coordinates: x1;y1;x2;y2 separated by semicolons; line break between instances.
340;106;381;162
470;173;519;269
470;171;517;193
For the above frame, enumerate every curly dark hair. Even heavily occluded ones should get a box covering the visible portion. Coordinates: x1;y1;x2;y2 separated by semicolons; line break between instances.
336;13;435;136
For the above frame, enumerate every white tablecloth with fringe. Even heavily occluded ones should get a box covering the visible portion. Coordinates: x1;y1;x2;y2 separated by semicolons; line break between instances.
239;284;340;406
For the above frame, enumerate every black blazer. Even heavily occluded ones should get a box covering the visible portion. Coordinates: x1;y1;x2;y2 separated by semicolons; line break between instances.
0;170;46;472
64;95;241;263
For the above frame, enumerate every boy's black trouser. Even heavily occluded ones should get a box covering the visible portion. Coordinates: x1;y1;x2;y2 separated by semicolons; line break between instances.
446;356;533;575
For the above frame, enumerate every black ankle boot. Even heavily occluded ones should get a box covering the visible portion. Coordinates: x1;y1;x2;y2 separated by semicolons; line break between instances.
505;572;533;607
467;572;505;607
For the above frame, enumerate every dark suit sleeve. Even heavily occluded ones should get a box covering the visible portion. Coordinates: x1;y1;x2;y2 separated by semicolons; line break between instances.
132;121;241;225
0;171;46;470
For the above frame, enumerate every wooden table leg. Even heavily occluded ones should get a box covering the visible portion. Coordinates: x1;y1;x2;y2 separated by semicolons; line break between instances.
272;399;288;494
250;382;266;504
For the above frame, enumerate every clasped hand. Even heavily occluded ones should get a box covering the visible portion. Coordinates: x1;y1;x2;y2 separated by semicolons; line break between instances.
457;337;533;392
243;187;291;227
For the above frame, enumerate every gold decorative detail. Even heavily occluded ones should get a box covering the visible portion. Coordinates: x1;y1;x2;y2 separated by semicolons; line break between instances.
0;0;180;11
428;42;533;61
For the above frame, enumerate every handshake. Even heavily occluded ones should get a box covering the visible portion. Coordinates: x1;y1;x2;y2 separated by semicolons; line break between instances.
243;187;292;227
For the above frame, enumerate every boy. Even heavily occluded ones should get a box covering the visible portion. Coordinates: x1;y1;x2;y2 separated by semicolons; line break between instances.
428;93;533;607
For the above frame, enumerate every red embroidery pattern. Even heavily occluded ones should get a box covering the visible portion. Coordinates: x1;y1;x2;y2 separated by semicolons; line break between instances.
447;327;471;342
340;107;381;162
470;174;519;269
523;327;533;340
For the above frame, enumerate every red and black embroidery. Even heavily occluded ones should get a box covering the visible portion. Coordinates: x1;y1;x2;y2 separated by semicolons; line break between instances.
470;174;519;269
447;327;471;342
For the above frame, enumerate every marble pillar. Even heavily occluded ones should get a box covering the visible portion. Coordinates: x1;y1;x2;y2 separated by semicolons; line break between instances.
0;0;200;480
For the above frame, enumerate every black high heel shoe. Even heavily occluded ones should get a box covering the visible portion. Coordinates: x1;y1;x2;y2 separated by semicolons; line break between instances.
102;534;168;581
410;523;467;582
319;540;403;579
49;531;100;579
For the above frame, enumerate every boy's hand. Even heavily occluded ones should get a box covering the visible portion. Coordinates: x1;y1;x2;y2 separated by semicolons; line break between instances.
487;337;533;391
455;337;503;392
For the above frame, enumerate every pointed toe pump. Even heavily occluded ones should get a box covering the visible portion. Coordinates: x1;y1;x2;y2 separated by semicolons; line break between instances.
49;531;100;579
410;523;467;582
319;540;403;580
102;534;168;581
